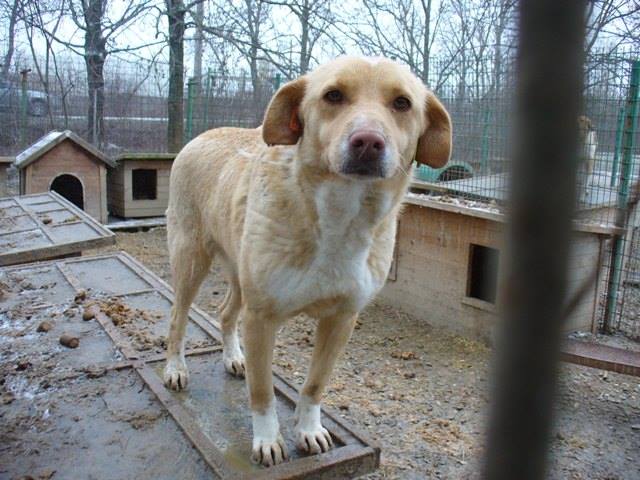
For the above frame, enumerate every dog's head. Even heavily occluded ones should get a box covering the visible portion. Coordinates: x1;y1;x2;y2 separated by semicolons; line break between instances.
262;56;452;180
578;115;594;136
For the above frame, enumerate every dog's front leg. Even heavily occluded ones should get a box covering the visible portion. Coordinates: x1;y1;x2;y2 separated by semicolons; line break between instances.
242;307;287;466
295;313;357;454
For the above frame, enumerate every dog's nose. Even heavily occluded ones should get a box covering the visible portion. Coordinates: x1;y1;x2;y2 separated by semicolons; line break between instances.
349;131;386;160
344;131;386;177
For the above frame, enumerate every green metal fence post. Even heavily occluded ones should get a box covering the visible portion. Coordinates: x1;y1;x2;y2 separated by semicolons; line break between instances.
274;73;281;90
203;68;212;130
610;106;626;187
603;60;640;333
19;69;30;146
481;108;492;174
185;77;197;143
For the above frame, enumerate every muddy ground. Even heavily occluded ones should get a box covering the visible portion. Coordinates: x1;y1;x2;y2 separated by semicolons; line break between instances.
84;227;640;479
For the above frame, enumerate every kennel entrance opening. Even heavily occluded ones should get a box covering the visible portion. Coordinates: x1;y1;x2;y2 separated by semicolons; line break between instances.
50;174;84;210
132;169;158;200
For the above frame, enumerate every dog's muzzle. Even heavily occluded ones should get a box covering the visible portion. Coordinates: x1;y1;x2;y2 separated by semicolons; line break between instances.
341;130;387;178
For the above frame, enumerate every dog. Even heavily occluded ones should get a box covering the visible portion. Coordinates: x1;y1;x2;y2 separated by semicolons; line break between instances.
577;115;598;197
163;56;452;466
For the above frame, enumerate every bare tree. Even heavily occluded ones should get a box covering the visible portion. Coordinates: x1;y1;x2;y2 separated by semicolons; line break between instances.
24;0;155;147
491;0;518;92
71;0;154;146
166;0;186;152
435;0;518;100
21;0;66;126
208;0;272;93
192;0;204;83
1;0;22;76
585;0;640;54
263;0;335;75
349;0;446;85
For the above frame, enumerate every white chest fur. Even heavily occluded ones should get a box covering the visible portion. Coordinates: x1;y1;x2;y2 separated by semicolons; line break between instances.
266;181;392;316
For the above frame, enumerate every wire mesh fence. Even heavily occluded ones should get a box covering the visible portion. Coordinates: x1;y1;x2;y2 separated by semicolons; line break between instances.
0;60;281;156
1;49;639;338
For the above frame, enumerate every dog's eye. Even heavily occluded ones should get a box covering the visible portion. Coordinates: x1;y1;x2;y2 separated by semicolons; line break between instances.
393;96;411;111
324;89;344;104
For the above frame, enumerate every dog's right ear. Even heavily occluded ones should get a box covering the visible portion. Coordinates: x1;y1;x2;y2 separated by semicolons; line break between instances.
262;77;307;145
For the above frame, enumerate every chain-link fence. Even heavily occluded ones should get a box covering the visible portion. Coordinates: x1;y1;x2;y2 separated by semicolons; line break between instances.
1;50;639;338
598;59;640;339
0;59;281;156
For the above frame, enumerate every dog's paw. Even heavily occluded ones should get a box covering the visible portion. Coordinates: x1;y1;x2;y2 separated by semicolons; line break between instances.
163;357;189;391
251;434;288;467
223;350;246;378
294;396;333;454
295;426;333;454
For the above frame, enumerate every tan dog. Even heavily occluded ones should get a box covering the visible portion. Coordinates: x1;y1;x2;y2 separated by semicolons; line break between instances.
578;115;598;196
163;56;452;466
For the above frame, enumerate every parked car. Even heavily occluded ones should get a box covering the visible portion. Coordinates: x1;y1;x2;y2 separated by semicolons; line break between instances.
0;79;49;116
414;161;474;182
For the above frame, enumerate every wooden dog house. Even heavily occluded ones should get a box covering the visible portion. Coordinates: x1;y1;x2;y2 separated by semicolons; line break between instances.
15;130;115;223
0;156;13;197
379;191;616;340
107;153;175;218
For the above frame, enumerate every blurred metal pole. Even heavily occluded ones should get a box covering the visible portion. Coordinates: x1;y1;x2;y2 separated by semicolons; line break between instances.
481;2;586;480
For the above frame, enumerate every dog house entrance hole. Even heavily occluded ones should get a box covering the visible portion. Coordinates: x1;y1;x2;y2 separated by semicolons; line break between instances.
132;169;157;200
467;244;499;303
50;174;84;210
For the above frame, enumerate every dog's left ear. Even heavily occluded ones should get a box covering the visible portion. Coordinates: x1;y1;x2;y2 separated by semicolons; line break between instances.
415;92;452;168
262;77;307;145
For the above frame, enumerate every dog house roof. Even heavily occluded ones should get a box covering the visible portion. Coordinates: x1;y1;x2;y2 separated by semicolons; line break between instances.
115;153;176;162
15;130;116;169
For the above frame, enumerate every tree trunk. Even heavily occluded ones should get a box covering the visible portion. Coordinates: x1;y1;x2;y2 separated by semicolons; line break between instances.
166;0;185;153
493;6;508;93
420;0;432;84
84;0;107;148
299;1;310;75
2;0;20;77
193;0;204;89
246;0;262;123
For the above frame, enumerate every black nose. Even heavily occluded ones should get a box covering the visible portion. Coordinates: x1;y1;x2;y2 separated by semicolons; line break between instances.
343;131;386;177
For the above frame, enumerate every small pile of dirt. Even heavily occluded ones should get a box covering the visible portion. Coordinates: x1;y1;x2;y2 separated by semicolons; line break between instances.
92;297;159;327
90;297;170;352
419;417;475;456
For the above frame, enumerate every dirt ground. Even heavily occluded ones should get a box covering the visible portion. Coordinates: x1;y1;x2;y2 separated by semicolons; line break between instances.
86;227;640;479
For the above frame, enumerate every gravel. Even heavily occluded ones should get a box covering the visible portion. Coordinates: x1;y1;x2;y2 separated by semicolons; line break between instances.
93;227;640;479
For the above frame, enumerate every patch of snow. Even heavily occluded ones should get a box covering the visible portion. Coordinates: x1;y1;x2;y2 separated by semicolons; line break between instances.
406;192;503;215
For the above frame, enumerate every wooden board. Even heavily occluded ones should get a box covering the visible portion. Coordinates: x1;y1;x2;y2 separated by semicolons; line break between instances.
0;191;115;266
561;339;640;377
0;252;379;480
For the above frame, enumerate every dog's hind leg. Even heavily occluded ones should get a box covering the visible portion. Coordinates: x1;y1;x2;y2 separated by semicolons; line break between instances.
295;313;357;454
219;279;245;377
163;233;212;391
